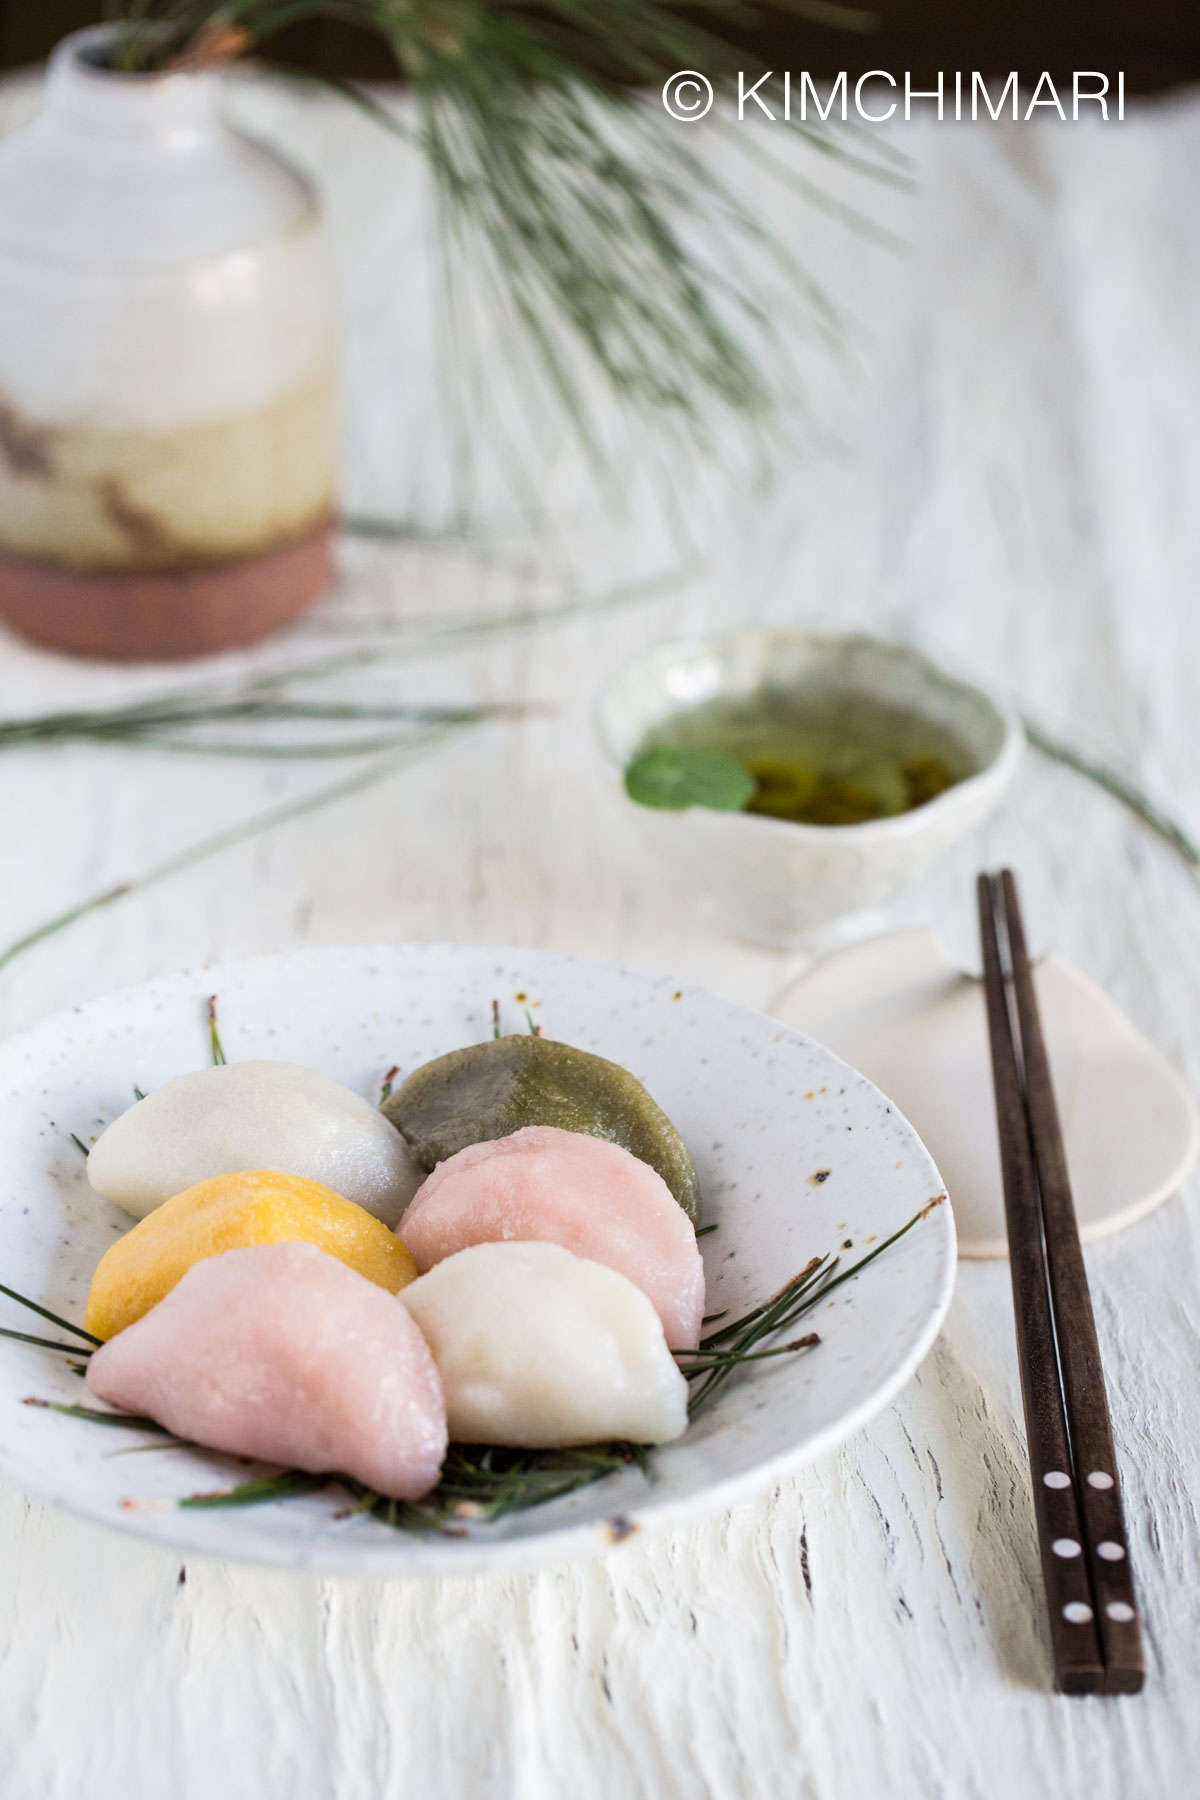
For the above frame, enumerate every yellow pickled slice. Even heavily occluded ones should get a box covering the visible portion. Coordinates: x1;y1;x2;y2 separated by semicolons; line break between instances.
85;1169;418;1340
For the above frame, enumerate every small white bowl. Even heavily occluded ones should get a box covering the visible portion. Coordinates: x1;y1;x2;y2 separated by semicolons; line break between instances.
597;631;1023;948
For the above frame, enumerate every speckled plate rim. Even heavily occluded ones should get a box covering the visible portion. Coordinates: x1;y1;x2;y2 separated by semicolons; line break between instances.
0;944;957;1577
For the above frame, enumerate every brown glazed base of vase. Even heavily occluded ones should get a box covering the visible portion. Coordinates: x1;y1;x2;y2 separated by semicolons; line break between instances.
0;521;334;662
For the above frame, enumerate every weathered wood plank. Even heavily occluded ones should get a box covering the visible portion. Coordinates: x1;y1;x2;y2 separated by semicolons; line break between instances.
0;74;1197;1800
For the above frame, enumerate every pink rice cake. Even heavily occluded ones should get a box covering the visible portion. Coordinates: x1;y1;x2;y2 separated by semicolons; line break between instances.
399;1124;705;1349
87;1240;448;1502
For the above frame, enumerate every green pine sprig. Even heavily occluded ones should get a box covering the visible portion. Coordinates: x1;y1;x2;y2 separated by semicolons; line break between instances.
207;996;228;1067
0;563;686;979
97;1;897;478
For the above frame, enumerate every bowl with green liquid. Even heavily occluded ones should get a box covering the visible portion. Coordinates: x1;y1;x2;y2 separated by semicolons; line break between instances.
597;631;1023;947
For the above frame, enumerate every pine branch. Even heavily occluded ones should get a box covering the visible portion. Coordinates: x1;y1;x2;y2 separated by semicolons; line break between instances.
101;1;889;477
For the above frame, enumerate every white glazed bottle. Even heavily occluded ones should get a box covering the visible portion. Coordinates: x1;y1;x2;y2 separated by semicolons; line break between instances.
0;26;337;660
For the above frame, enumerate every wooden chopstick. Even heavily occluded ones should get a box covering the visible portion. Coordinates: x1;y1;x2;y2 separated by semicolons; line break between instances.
977;870;1145;1695
977;874;1104;1692
996;870;1145;1693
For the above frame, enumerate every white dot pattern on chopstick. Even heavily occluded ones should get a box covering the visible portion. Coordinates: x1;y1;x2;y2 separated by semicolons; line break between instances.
1063;1602;1094;1624
1043;1471;1071;1489
1087;1471;1114;1490
1106;1602;1136;1623
1096;1541;1126;1561
1052;1538;1082;1558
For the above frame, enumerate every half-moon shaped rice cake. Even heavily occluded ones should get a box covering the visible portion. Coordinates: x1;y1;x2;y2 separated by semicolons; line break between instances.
86;1242;448;1502
383;1033;702;1222
399;1125;705;1350
87;1060;425;1226
85;1169;418;1341
399;1241;689;1447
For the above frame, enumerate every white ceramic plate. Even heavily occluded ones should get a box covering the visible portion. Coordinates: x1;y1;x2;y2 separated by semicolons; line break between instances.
0;944;955;1576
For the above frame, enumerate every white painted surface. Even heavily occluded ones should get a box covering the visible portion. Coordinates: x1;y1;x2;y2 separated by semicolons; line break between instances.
0;64;1198;1799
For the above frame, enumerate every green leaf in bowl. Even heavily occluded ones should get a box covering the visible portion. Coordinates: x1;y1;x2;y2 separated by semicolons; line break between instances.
625;747;755;812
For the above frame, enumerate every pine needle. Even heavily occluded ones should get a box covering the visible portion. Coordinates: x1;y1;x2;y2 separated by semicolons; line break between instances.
0;1281;102;1346
1024;717;1200;873
0;564;690;976
101;2;887;477
180;1470;327;1509
7;1200;941;1532
0;1327;93;1356
23;1398;165;1430
207;996;227;1067
0;722;468;975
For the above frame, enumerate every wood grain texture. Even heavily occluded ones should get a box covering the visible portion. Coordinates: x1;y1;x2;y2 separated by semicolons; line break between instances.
0;73;1198;1797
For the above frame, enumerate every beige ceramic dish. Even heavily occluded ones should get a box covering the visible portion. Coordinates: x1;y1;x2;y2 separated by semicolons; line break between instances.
774;929;1199;1257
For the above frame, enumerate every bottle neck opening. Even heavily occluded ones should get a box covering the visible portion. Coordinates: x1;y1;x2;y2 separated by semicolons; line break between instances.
45;26;221;141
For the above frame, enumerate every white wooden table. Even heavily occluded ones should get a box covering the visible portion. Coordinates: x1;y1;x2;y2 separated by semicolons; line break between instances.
1;69;1199;1798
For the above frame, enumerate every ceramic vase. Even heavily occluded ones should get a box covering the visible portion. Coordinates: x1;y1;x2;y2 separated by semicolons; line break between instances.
0;26;337;661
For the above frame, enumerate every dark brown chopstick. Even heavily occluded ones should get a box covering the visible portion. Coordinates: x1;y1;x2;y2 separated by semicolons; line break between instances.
977;871;1145;1696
